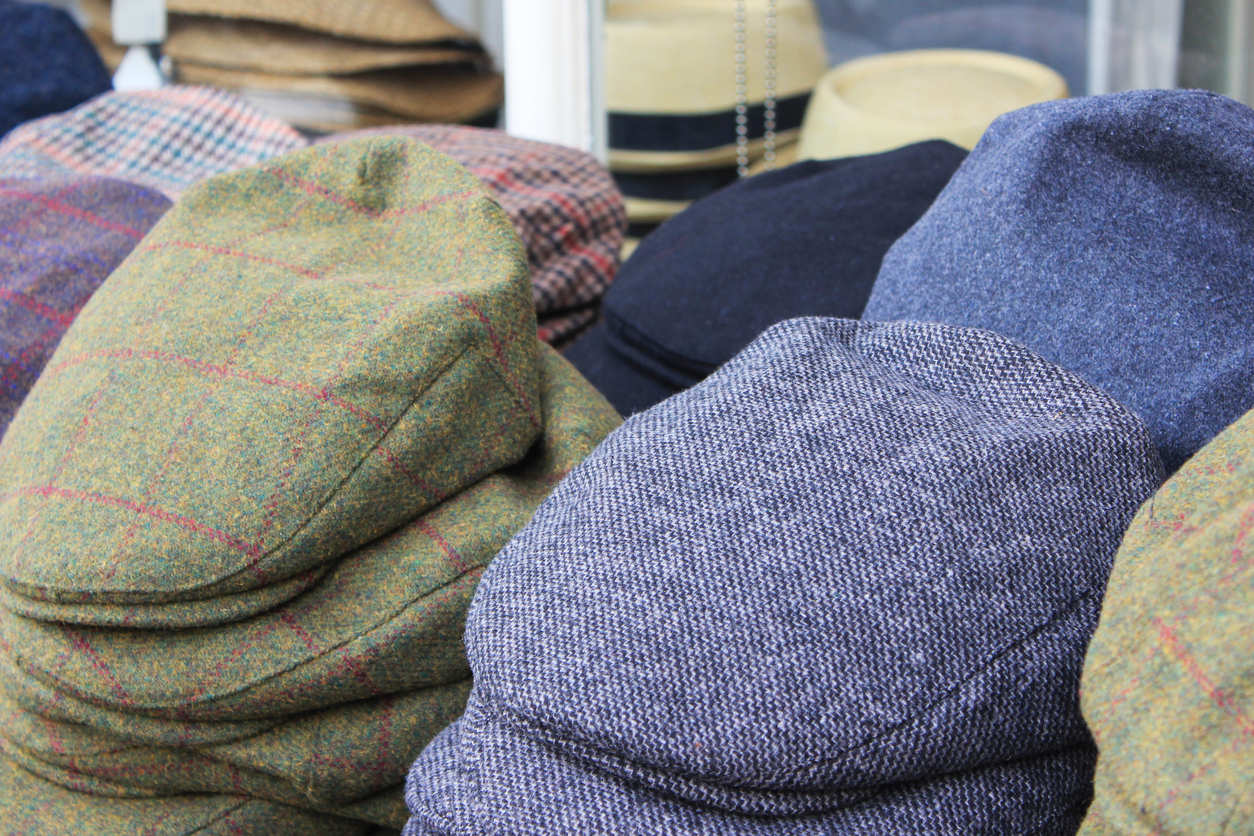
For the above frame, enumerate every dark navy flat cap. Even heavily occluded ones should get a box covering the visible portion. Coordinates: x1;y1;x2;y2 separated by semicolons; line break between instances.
563;140;966;416
863;89;1254;473
405;317;1165;835
0;1;112;138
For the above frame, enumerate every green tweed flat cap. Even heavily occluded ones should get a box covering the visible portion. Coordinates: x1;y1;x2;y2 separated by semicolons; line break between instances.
1080;406;1254;835
0;137;621;833
0;135;542;625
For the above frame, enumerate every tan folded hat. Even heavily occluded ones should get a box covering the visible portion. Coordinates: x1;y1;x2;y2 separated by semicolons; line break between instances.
177;63;503;126
797;49;1067;160
607;0;827;172
167;0;466;43
80;0;467;45
165;16;482;76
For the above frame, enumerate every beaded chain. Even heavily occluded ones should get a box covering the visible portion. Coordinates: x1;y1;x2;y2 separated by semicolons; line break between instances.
735;0;749;175
735;0;779;177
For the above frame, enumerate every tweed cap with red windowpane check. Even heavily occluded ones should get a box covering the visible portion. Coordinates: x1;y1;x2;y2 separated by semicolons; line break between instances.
0;86;307;201
0;176;171;439
318;125;626;346
1079;405;1254;836
0;136;620;832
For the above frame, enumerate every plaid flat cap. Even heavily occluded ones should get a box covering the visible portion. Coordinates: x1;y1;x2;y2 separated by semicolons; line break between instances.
1079;406;1254;835
0;137;620;832
863;89;1254;473
405;317;1165;835
0;176;170;438
0;0;112;138
318;125;626;346
0;85;306;200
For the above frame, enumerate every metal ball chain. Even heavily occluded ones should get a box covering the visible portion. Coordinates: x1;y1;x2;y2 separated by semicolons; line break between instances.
763;0;777;171
734;0;749;176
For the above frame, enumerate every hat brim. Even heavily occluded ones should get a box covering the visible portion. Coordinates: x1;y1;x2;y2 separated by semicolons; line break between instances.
406;692;1096;836
561;324;681;417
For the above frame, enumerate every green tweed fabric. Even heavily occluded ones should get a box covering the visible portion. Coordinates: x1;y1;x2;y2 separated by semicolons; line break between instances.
1079;407;1254;835
0;135;541;623
0;753;380;836
0;136;622;834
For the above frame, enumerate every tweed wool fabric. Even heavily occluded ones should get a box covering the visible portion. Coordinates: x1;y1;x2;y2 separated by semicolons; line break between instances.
405;317;1165;835
563;140;967;416
1078;406;1254;835
0;86;306;200
0;754;377;836
862;89;1254;473
0;176;170;438
0;1;113;138
0;135;540;623
318;125;625;346
0;137;621;832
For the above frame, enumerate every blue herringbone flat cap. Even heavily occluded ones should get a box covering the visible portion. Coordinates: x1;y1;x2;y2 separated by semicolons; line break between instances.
405;317;1165;835
863;89;1254;474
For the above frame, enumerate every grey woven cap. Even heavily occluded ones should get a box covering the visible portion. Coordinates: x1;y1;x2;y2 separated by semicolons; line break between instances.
405;317;1165;835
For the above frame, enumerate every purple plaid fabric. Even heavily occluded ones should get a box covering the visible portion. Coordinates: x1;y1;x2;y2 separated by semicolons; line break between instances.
0;86;306;200
318;125;626;345
0;176;171;437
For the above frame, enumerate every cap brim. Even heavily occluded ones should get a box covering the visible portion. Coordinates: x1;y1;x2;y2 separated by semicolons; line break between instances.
406;692;1096;836
0;754;371;836
561;324;681;417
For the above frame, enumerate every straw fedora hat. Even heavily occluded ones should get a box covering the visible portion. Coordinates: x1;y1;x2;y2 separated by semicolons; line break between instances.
607;0;827;172
797;49;1067;160
165;17;481;76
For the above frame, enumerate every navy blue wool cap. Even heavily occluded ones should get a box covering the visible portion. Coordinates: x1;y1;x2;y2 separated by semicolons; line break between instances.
405;317;1165;835
0;1;112;139
563;140;966;417
863;89;1254;474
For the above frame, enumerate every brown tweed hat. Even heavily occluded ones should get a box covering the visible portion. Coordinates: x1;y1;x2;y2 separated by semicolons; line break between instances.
164;16;484;76
0;136;620;832
177;63;504;125
171;0;466;44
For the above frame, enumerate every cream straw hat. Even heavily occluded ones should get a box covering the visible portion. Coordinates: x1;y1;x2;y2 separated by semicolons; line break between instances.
797;49;1067;160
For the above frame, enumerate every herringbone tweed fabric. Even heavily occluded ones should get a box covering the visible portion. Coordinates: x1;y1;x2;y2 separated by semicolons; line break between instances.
0;136;621;833
405;317;1165;835
0;86;307;200
1079;406;1254;835
318;126;626;346
0;176;170;438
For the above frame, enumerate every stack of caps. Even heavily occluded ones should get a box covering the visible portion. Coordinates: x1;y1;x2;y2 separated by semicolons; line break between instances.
77;0;502;132
606;0;828;226
405;316;1165;835
0;137;619;833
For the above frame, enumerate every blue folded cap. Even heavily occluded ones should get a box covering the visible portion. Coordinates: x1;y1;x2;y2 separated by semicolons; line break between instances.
0;1;112;138
863;89;1254;473
406;317;1165;835
564;140;966;417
